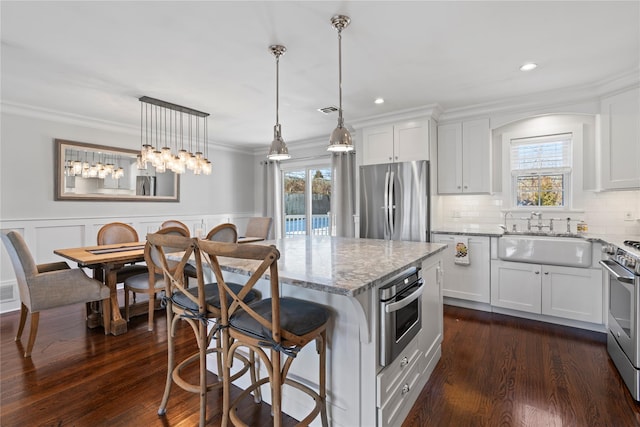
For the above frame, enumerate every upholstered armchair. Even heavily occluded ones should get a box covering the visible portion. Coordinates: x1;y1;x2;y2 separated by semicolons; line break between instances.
1;230;111;357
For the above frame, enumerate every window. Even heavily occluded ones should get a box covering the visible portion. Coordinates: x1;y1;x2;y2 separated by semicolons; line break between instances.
283;166;332;237
510;134;572;208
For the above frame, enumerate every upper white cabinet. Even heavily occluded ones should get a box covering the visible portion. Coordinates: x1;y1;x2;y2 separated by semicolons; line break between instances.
437;118;491;194
600;86;640;190
361;120;429;166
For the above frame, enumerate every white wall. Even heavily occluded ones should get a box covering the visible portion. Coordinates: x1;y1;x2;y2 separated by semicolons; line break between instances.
0;109;258;312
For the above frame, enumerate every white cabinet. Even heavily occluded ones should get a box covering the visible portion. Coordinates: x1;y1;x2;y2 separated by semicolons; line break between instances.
541;265;602;323
432;234;490;303
376;253;442;427
491;260;542;314
600;87;640;190
491;260;603;323
437;118;491;194
361;120;429;166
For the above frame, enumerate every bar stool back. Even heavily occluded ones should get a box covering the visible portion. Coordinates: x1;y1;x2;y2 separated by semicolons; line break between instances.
197;239;330;427
148;234;260;427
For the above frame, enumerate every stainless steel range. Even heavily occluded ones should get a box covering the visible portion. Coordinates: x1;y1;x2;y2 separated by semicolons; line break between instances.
601;241;640;400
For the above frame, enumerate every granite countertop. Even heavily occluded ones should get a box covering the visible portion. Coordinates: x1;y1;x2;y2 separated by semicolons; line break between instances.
432;226;640;258
216;236;447;297
432;226;504;237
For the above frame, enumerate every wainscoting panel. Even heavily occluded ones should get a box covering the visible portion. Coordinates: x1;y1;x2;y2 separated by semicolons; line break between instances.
0;212;258;313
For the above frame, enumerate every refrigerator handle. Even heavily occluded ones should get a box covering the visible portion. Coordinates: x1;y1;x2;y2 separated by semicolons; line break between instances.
383;170;390;238
388;170;395;236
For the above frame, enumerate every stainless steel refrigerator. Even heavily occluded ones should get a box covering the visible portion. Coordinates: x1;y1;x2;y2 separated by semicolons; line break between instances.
359;160;430;242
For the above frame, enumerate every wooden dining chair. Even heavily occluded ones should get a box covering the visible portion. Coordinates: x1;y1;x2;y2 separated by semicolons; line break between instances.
122;226;188;331
149;234;260;426
160;220;190;237
184;223;239;281
197;239;330;427
243;217;272;240
96;222;147;283
1;230;111;357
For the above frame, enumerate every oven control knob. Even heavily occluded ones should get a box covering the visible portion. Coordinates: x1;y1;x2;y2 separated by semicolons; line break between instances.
626;257;637;269
602;244;616;255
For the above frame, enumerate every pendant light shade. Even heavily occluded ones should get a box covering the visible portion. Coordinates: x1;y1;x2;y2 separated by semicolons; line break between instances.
328;15;354;152
267;44;291;160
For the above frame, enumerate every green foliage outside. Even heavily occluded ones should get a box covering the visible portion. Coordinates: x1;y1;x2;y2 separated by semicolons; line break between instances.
517;175;563;207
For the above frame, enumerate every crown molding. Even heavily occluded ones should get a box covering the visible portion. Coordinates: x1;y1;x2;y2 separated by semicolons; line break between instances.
438;69;640;123
348;103;443;129
0;101;254;155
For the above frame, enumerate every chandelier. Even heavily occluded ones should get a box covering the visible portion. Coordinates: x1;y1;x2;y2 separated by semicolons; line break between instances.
138;96;212;175
327;15;353;152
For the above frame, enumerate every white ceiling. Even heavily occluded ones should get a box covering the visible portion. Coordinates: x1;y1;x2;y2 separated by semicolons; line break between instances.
1;1;638;150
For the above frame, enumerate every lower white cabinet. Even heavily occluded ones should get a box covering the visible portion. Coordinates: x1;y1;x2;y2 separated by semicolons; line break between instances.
491;260;603;323
541;264;602;323
432;234;490;303
376;254;443;427
491;260;542;313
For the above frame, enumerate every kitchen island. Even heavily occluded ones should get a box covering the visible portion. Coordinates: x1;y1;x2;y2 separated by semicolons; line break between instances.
211;236;446;427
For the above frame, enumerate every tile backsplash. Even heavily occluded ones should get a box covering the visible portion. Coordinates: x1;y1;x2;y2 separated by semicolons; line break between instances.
434;190;640;236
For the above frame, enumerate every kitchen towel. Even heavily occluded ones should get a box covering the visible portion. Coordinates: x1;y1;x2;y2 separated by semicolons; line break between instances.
454;236;470;265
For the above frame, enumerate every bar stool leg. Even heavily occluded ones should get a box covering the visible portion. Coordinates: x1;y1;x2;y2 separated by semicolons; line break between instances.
158;308;175;416
319;330;328;427
272;349;282;427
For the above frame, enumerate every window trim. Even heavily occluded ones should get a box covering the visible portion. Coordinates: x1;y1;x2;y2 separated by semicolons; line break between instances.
501;124;584;211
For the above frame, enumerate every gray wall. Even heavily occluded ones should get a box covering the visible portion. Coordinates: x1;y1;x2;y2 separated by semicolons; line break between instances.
0;111;256;220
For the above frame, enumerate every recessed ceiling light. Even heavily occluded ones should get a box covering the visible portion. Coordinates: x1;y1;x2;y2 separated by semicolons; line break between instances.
520;63;538;71
374;98;384;104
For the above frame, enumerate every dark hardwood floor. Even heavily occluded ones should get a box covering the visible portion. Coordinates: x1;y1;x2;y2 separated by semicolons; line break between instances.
3;298;640;426
404;305;640;427
0;292;297;427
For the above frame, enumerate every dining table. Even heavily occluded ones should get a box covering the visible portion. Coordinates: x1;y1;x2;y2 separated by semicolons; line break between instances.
53;236;265;335
54;241;146;335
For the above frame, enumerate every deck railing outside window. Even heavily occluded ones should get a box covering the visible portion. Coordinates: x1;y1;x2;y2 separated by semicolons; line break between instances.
284;214;331;237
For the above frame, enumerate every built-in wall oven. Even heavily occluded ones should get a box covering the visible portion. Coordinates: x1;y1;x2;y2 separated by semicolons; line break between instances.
379;266;424;367
601;241;640;400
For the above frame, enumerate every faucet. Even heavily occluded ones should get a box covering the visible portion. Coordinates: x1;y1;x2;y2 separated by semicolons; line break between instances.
530;212;547;231
503;212;514;232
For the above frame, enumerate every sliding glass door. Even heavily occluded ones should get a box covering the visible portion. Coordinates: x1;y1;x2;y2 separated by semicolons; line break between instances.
283;166;331;237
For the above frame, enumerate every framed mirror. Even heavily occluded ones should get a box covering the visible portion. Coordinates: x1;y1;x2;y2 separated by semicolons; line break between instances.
55;139;180;202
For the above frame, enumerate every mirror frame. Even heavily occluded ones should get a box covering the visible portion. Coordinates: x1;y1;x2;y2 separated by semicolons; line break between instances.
54;139;180;202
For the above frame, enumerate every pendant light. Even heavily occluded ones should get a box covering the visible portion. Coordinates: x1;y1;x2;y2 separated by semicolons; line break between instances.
267;45;291;160
327;15;353;152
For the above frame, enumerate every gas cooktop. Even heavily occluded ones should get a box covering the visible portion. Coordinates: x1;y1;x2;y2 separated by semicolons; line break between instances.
625;240;640;251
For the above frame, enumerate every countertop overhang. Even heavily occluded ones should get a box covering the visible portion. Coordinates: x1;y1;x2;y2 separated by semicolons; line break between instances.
216;236;447;297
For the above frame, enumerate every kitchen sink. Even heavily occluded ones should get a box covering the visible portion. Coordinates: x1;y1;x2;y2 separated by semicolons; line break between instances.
498;235;592;267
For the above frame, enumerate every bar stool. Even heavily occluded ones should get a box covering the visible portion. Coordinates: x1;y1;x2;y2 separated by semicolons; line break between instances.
197;239;330;427
148;234;260;427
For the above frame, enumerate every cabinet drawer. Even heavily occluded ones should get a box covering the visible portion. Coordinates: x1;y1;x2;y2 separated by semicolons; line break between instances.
377;352;422;427
376;336;421;408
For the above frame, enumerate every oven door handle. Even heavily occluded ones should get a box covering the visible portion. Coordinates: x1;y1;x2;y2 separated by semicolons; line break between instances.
599;260;635;284
384;283;424;313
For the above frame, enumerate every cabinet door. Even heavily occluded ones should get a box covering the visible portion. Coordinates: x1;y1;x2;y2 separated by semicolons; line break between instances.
394;120;429;163
433;234;490;303
461;118;491;193
491;260;541;314
419;255;443;372
437;123;463;194
541;265;603;323
362;125;394;165
600;87;640;190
